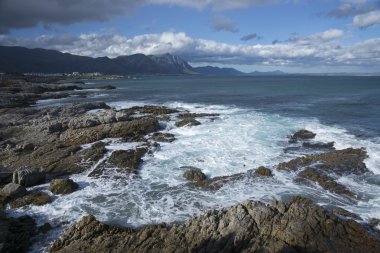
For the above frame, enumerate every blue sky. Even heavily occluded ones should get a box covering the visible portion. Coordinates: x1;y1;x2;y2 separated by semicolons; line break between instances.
0;0;380;73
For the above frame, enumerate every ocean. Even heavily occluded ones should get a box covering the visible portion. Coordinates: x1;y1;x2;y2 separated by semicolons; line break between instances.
15;76;380;251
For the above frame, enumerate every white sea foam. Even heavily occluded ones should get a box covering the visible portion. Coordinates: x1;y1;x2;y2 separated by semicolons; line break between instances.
7;101;380;252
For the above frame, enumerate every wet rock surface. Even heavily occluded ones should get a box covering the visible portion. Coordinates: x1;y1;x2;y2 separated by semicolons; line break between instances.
254;166;273;177
299;167;354;198
0;183;27;200
0;215;37;253
12;167;46;187
175;118;201;127
50;197;380;253
182;167;207;182
288;129;316;143
9;191;52;208
277;148;368;175
50;179;79;195
149;132;175;143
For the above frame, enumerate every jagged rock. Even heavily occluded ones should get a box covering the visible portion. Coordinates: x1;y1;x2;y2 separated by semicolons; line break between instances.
9;192;52;208
177;113;219;119
0;215;37;253
49;179;79;195
288;129;316;143
254;166;273;177
182;167;207;182
175;118;201;127
108;148;147;172
38;222;53;234
302;141;335;149
83;142;107;162
136;106;179;115
149;132;175;143
277;148;368;175
50;198;380;253
0;183;27;199
12;167;46;187
333;207;362;220
299;167;354;198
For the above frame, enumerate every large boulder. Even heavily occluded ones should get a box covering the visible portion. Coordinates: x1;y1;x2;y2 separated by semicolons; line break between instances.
149;132;175;143
9;192;52;208
175;118;201;127
254;166;273;177
0;183;27;199
288;129;316;143
49;179;78;195
182;167;207;182
50;198;380;253
108;148;147;173
12;167;46;187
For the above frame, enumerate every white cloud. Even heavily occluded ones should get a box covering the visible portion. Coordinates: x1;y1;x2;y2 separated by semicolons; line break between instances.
1;29;379;71
353;10;380;28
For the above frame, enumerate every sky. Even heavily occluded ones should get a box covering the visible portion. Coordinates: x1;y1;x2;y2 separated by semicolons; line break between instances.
0;0;380;73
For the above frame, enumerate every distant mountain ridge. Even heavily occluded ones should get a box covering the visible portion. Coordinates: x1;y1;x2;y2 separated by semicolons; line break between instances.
0;46;286;76
0;46;195;75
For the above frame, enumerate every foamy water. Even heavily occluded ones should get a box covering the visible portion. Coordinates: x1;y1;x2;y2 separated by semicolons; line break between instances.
7;101;380;252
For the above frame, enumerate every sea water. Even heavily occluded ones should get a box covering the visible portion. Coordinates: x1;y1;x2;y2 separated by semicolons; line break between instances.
15;76;380;251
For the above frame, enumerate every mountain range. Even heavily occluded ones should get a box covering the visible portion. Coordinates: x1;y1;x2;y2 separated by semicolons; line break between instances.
0;46;286;76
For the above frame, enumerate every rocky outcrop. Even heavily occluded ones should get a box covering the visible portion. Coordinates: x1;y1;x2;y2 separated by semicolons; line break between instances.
50;179;79;195
302;141;335;149
149;132;175;143
288;129;316;143
12;167;46;187
254;166;273;177
182;167;207;182
177;113;219;119
9;192;52;208
175;118;201;127
0;215;36;253
89;147;148;177
277;148;368;175
50;197;380;253
299;168;354;198
0;183;27;200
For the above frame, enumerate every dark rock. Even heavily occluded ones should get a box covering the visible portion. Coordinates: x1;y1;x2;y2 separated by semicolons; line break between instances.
302;141;335;149
12;167;46;187
0;183;27;199
277;148;368;175
89;147;150;177
137;106;179;115
0;170;13;187
369;218;380;228
333;207;362;220
9;192;52;208
0;215;37;253
254;166;273;177
182;167;207;182
175;118;201;127
289;195;314;206
288;129;316;143
83;142;107;162
177;113;219;119
50;198;380;253
149;132;175;143
48;122;65;133
49;179;79;195
298;167;354;198
38;222;53;234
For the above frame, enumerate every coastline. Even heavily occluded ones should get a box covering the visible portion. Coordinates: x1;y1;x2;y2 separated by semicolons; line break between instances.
0;78;380;252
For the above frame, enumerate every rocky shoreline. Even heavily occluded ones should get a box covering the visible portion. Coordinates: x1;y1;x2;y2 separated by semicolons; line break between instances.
0;79;379;252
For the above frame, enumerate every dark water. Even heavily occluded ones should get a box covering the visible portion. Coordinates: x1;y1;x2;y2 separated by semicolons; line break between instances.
76;76;380;138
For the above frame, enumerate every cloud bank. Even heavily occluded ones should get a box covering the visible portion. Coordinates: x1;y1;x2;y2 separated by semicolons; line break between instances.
0;0;284;33
1;29;379;71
